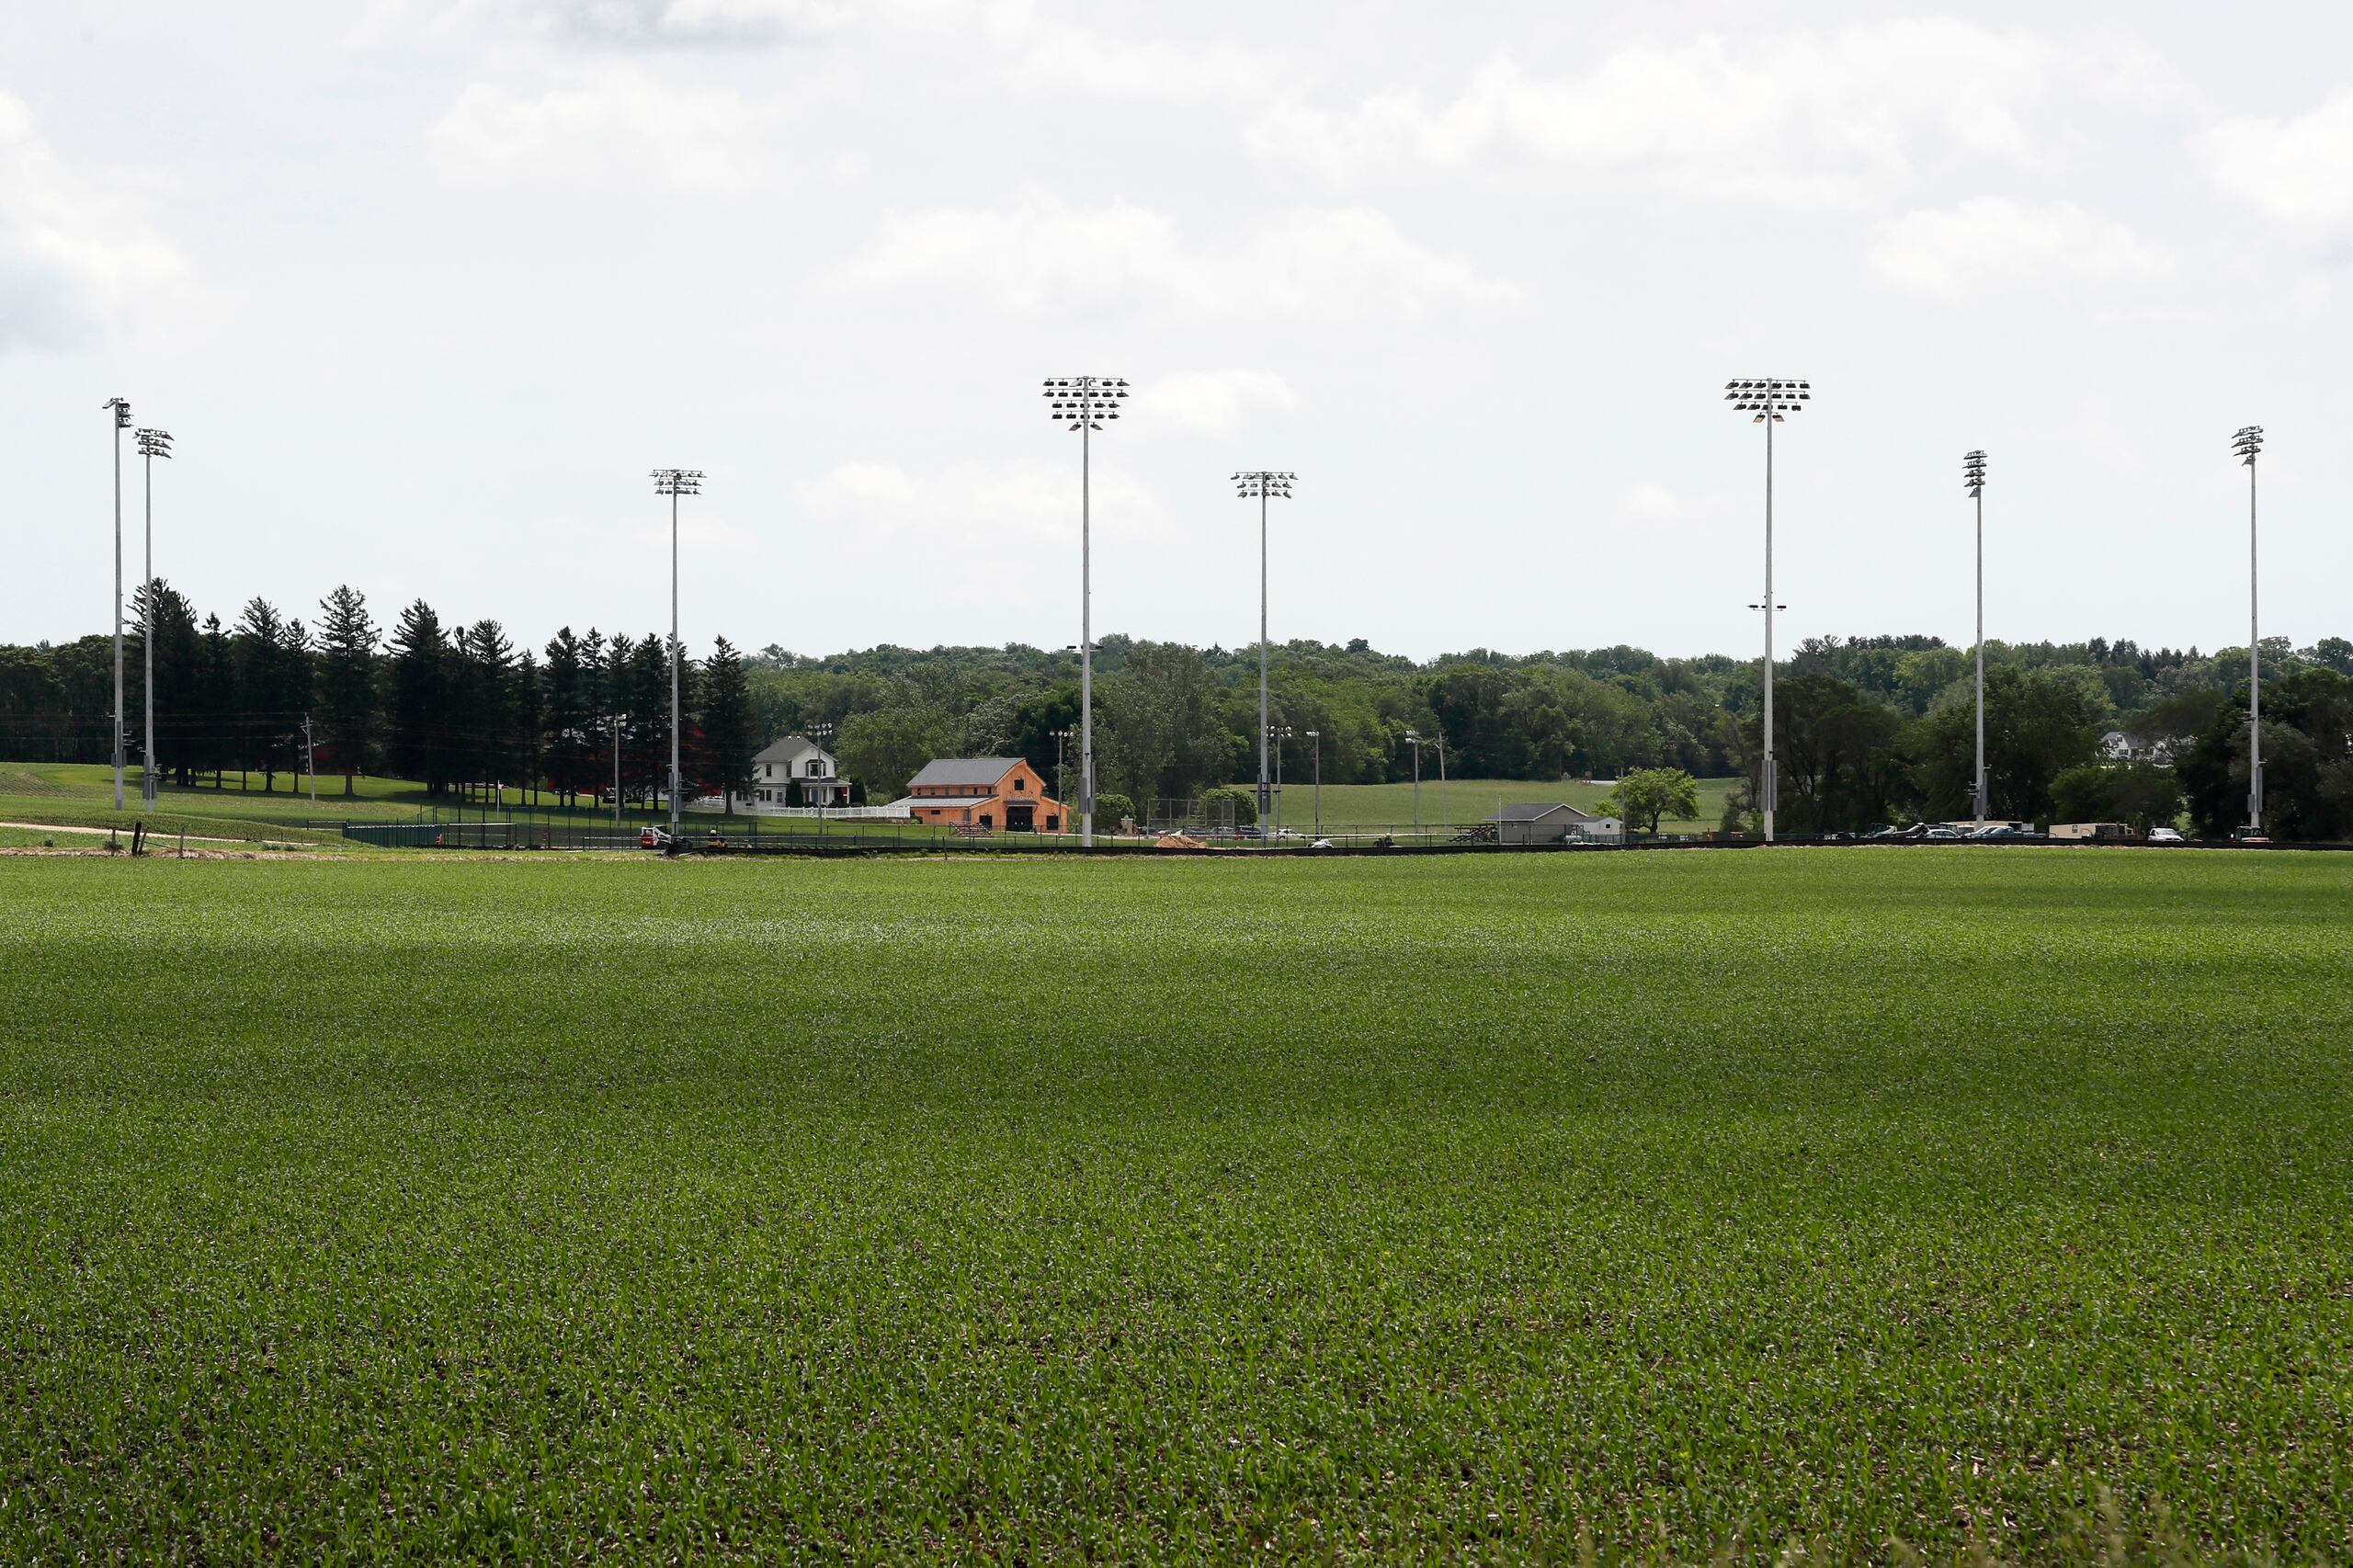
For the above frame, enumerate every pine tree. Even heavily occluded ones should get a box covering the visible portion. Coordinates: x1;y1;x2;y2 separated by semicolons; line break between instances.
386;600;449;796
316;585;380;798
233;598;286;790
197;613;234;787
541;628;591;808
515;650;544;806
278;618;314;794
699;636;755;815
625;634;668;809
458;620;517;803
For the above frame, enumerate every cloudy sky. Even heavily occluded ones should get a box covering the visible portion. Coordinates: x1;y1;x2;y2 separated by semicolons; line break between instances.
5;1;2348;661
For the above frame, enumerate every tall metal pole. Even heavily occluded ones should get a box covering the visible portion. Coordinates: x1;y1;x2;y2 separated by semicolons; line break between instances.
142;439;156;808
1964;450;1987;827
2232;426;2265;835
2246;442;2260;834
1233;471;1293;827
669;483;681;835
1436;733;1449;828
1049;379;1129;846
1762;411;1775;845
1726;380;1808;841
1974;482;1985;827
612;714;621;826
105;398;130;810
1307;729;1321;837
650;470;701;837
1082;416;1094;846
1257;487;1270;824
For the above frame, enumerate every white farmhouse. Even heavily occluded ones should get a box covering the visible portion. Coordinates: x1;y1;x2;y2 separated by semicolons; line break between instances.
733;734;851;812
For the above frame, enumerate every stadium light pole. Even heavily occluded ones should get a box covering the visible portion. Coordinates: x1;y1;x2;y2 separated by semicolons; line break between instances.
103;397;131;810
2234;425;2265;835
652;469;702;838
1046;377;1128;847
1725;378;1809;843
1963;449;1988;827
1233;472;1295;826
136;427;173;809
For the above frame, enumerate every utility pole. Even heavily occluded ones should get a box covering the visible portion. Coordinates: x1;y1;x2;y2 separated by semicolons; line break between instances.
1963;450;1988;826
1725;379;1810;843
104;397;131;810
652;469;703;839
2234;426;2266;835
1405;730;1423;832
137;427;174;809
1305;728;1322;838
611;713;622;826
302;714;317;806
1051;727;1073;830
1046;378;1128;847
1436;731;1449;828
1233;472;1295;826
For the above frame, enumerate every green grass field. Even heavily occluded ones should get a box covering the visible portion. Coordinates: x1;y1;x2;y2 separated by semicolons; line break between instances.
1292;776;1739;830
0;762;668;850
5;849;2350;1562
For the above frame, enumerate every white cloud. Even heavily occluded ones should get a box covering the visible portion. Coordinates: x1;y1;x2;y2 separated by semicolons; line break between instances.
1132;369;1301;438
1248;21;2182;208
840;195;1518;319
368;0;856;46
2198;91;2353;234
797;458;1165;608
428;66;777;188
0;92;188;354
1866;198;2171;301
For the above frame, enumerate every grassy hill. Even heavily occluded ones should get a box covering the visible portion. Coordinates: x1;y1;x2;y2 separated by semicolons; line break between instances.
1279;775;1739;830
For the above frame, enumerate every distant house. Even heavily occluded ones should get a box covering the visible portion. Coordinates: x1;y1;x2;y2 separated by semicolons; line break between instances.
891;756;1063;833
731;734;851;812
1485;801;1623;845
2100;730;2173;765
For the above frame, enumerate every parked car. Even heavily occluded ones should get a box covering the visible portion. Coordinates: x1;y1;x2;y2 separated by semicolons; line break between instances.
2231;826;2271;846
1923;826;1965;840
1975;824;2041;842
2148;826;2186;844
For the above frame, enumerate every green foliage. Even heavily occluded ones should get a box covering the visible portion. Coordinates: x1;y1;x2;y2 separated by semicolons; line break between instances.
2052;761;2183;832
1091;790;1134;826
2177;668;2353;840
1199;784;1256;826
1602;767;1700;833
2;851;2349;1560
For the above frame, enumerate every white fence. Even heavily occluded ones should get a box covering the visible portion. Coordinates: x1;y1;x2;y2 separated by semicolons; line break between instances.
683;799;913;821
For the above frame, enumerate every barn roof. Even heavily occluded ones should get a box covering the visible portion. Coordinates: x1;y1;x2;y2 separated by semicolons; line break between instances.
906;756;1023;789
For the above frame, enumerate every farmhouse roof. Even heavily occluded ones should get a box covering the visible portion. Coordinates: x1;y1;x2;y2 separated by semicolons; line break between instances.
1485;801;1598;824
906;756;1023;789
754;734;834;764
888;793;997;810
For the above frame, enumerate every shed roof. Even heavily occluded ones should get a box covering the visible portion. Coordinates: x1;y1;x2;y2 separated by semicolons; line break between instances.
906;756;1023;789
1485;801;1597;824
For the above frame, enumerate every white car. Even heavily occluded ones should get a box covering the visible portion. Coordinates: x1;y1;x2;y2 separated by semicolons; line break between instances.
2148;826;2185;844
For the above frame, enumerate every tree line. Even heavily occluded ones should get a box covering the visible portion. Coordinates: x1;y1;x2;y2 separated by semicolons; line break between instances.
0;584;754;809
5;584;2350;836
